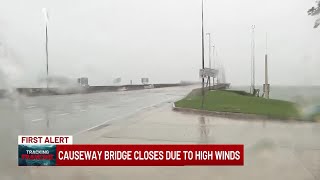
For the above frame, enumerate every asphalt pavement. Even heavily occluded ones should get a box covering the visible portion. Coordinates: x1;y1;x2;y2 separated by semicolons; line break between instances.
17;85;197;135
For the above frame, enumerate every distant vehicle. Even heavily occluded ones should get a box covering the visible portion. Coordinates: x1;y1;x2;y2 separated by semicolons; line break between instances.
81;84;90;88
118;87;128;91
303;105;320;121
144;84;154;89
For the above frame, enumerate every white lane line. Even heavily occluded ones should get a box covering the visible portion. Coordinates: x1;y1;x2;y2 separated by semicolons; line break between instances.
73;101;85;103
80;109;87;112
31;118;44;122
26;106;37;109
57;113;70;116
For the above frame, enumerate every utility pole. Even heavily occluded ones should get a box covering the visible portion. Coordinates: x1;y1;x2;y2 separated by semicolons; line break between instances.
43;8;49;89
201;0;205;108
212;45;215;69
206;33;211;69
264;33;270;99
251;25;255;94
206;33;211;88
212;44;215;84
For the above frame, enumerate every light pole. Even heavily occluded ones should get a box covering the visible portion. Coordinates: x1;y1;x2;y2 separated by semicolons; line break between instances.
264;32;270;99
212;44;215;84
212;45;215;69
206;33;211;88
42;8;49;89
206;33;211;68
251;25;255;94
201;0;205;108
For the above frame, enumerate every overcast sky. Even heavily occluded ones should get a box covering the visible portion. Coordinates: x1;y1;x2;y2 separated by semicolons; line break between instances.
0;0;319;87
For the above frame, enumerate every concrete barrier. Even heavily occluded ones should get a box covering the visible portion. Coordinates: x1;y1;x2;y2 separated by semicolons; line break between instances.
87;86;119;93
153;83;181;88
123;85;145;91
172;103;301;121
0;83;194;97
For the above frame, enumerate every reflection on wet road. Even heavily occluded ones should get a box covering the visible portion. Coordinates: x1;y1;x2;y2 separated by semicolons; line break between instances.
199;116;210;143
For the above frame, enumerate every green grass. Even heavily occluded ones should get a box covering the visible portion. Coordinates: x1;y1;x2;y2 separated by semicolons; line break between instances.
175;89;301;119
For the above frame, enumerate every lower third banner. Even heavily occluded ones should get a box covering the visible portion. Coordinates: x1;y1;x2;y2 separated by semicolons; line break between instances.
18;144;244;166
56;144;244;166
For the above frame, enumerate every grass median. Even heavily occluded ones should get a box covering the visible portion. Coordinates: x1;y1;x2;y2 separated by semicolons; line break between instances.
175;89;300;119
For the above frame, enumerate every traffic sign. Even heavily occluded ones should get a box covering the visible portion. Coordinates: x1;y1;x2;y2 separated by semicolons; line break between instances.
199;68;218;78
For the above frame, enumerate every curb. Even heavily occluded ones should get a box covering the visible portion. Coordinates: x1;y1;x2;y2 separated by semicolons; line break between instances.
172;103;302;122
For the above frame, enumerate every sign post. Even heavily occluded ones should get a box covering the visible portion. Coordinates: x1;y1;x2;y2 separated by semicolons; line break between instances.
200;68;219;108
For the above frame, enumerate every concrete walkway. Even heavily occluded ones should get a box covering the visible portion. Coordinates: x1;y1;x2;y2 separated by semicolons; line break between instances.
23;103;320;180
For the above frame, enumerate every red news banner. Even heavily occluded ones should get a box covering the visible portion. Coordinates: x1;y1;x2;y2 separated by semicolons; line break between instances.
56;145;244;166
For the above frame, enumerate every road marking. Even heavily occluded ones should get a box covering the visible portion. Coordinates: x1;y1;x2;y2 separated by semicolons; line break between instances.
73;101;85;103
57;113;70;116
31;118;44;122
80;109;87;112
73;120;113;136
26;106;37;109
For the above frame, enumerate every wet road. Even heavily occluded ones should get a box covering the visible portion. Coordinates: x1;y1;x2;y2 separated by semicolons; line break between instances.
14;86;196;135
0;85;196;180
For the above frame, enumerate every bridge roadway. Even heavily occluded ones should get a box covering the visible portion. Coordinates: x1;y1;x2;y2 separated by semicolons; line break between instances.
10;85;197;135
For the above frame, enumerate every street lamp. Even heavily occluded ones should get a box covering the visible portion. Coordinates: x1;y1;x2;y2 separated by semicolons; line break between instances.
206;33;211;88
211;44;215;69
42;8;49;89
211;44;215;85
206;33;211;69
201;0;205;104
251;25;255;94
